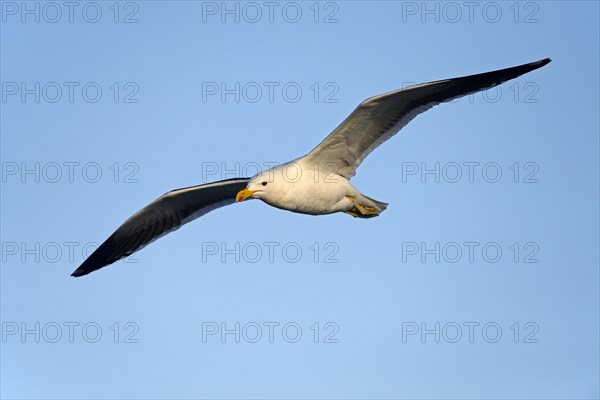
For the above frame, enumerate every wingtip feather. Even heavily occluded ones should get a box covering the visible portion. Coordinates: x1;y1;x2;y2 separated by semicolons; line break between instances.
532;58;551;68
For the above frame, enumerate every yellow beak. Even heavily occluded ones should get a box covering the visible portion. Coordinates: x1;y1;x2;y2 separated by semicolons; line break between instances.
236;188;257;202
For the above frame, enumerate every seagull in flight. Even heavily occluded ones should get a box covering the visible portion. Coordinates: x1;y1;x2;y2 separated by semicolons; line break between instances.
72;58;551;277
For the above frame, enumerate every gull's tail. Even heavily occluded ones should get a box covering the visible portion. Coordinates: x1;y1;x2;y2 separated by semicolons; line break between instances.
364;195;388;213
345;193;388;218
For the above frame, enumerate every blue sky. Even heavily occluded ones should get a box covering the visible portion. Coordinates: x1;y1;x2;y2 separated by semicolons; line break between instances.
1;1;598;399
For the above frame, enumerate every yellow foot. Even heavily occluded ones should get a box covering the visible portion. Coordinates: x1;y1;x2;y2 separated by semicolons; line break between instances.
344;209;361;218
345;195;381;218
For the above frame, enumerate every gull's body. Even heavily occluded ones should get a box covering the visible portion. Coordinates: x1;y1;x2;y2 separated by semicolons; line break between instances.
239;159;386;216
72;58;550;277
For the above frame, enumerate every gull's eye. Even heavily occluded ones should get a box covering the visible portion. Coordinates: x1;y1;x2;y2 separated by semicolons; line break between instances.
261;181;268;186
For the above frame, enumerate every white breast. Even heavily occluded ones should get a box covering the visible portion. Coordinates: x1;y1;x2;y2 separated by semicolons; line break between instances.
260;159;357;215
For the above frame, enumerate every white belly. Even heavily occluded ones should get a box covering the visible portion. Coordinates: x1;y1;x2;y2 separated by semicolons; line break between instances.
263;171;356;215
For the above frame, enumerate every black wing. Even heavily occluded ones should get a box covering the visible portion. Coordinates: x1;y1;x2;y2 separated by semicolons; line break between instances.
304;58;551;178
71;178;250;277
